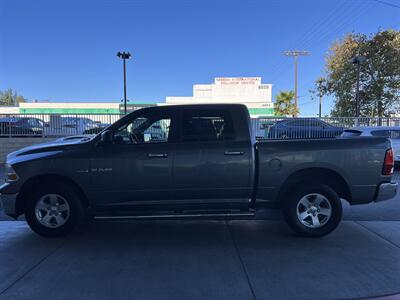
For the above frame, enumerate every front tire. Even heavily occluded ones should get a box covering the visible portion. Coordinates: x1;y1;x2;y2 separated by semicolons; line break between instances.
282;184;342;237
25;182;86;237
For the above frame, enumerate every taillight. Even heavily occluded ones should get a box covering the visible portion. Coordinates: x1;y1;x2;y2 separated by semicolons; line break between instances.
382;148;394;176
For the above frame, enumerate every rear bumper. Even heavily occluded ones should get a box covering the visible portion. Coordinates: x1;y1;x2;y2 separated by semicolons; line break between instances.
0;193;18;216
375;182;398;202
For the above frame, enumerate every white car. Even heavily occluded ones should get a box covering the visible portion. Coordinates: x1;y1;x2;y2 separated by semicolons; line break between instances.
342;126;400;163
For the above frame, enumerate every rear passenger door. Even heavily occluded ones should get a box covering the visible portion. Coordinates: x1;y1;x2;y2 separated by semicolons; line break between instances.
173;108;252;205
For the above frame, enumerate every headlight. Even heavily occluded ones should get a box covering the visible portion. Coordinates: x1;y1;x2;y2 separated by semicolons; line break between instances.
6;164;19;182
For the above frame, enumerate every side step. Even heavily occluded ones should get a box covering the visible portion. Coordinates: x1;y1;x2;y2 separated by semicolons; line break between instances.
94;211;255;221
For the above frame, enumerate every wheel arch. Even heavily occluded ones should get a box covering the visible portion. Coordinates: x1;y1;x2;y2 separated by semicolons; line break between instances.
16;174;89;215
277;167;352;205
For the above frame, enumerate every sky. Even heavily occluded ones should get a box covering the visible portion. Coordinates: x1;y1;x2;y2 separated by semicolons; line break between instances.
0;0;399;116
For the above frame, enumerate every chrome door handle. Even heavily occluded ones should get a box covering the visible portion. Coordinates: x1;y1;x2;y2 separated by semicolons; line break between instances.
224;151;244;156
148;153;168;158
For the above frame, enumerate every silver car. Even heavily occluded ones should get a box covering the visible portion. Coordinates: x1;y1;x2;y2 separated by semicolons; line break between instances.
342;126;400;162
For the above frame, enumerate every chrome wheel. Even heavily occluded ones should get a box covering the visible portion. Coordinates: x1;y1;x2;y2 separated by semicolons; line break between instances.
296;193;332;228
35;194;70;228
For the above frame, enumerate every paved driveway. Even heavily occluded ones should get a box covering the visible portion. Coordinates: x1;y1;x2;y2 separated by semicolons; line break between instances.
0;166;400;299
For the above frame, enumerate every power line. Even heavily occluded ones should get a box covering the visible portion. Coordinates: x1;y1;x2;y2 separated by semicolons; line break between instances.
266;0;363;84
306;1;376;48
266;1;347;81
267;0;379;116
298;100;315;106
372;0;400;9
269;0;377;107
295;1;353;50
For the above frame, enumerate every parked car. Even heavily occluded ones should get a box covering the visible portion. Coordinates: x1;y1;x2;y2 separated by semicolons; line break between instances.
0;117;20;136
0;117;45;136
60;117;99;133
83;123;110;135
0;104;396;238
252;119;277;139
342;127;400;163
267;118;344;139
44;117;102;136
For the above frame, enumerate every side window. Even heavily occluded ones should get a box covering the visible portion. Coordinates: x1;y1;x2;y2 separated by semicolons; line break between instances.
114;114;171;144
284;120;297;126
30;119;42;127
143;119;171;142
309;120;326;128
286;120;305;127
181;109;235;142
390;130;400;139
371;130;390;137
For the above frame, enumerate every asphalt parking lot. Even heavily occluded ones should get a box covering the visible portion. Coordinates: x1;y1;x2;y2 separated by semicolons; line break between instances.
1;166;400;300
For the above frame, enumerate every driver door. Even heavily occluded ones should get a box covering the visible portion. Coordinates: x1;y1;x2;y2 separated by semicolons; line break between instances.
89;109;177;207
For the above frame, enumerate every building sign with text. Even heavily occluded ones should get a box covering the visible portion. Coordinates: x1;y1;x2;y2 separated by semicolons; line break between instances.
214;77;261;85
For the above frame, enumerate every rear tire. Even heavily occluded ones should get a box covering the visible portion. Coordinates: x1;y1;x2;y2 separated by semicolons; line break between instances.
25;182;86;237
282;184;342;237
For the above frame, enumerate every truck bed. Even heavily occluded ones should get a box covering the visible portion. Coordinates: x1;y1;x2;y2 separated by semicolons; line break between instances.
255;136;392;206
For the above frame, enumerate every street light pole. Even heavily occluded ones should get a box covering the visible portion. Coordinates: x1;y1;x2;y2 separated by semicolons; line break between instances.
319;92;322;119
350;55;366;118
284;50;310;117
117;51;132;115
294;55;298;113
355;62;361;118
123;57;127;114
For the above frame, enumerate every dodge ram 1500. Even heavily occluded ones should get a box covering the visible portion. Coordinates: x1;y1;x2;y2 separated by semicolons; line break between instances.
0;104;397;237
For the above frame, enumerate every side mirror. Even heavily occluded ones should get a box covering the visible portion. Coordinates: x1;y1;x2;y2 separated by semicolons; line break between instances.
100;130;113;145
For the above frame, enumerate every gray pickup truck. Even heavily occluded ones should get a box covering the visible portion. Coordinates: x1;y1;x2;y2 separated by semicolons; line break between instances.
0;104;397;237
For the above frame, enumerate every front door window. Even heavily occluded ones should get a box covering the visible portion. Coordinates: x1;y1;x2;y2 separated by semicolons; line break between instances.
114;116;171;144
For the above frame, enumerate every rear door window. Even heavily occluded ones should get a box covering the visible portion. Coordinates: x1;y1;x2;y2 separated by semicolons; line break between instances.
285;120;304;127
390;130;400;139
181;109;235;142
308;120;326;128
371;130;390;137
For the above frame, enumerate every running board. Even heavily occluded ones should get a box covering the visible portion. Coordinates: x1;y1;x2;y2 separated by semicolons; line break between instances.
94;211;255;221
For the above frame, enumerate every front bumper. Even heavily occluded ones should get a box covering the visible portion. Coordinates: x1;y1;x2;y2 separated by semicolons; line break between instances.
0;193;18;216
375;182;398;202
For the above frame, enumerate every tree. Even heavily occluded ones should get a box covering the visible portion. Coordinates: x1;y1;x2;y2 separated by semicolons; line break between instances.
321;29;400;117
274;91;299;117
0;89;26;106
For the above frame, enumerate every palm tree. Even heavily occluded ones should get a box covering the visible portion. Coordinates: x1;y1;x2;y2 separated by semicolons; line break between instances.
274;91;299;117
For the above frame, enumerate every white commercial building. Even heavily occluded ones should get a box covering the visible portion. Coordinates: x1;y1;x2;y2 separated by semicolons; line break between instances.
166;77;274;117
0;77;274;117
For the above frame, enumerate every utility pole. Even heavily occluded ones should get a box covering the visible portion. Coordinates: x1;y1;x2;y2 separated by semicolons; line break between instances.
117;51;132;115
284;50;310;117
